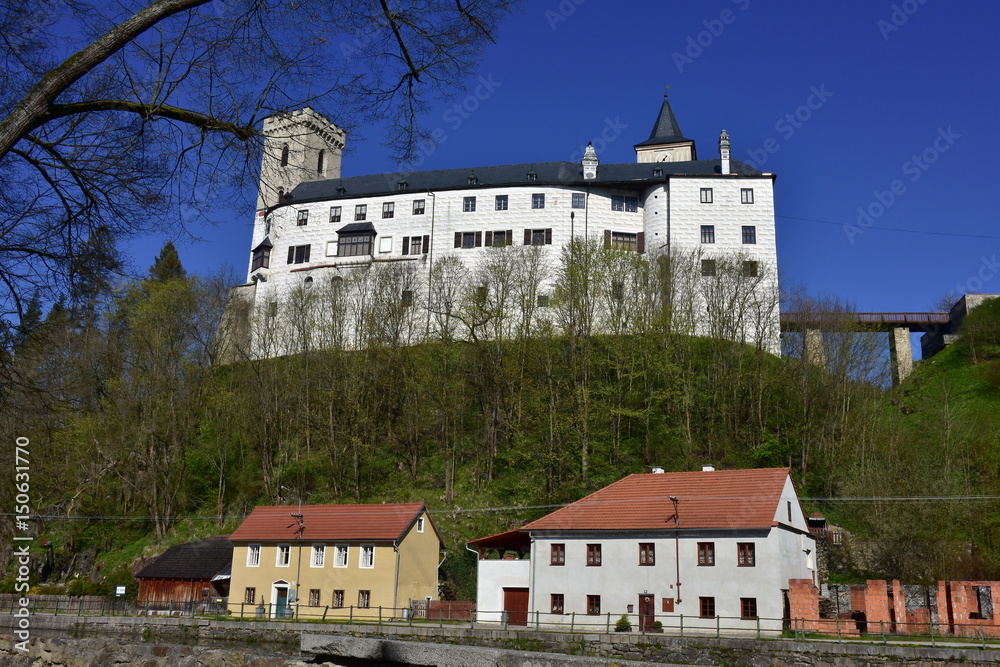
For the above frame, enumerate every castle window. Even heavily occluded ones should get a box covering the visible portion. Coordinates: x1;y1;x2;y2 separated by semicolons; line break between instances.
413;199;425;215
454;231;481;249
280;144;289;167
303;276;314;289
297;210;309;226
742;261;759;278
277;188;284;204
531;193;545;209
267;303;277;318
742;225;756;244
337;232;374;257
486;230;512;247
402;235;429;255
611;196;624;211
463;196;476;212
401;290;413;307
355;204;367;221
527;170;537;181
287;244;311;264
624;196;638;212
495;195;508;211
572;193;586;209
330;206;342;223
251;245;271;271
468;174;478;185
653;167;663;177
537;294;550;308
700;188;713;204
317;149;325;175
701;259;716;277
398;181;408;191
606;231;638;252
700;225;715;243
382;202;395;219
741;188;754;204
524;228;552;246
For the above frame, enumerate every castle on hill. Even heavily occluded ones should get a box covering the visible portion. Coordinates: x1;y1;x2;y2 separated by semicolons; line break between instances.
222;97;780;360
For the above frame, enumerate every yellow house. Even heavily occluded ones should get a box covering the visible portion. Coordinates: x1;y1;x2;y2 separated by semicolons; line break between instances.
228;502;442;619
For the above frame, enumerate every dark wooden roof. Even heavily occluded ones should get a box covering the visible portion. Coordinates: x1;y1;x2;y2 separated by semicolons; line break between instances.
135;535;233;580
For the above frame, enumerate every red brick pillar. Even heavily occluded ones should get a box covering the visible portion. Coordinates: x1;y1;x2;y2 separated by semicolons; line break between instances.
788;579;819;632
864;580;890;628
891;580;906;634
935;581;953;635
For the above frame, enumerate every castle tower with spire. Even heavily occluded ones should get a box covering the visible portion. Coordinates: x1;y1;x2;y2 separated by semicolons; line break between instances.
633;94;697;163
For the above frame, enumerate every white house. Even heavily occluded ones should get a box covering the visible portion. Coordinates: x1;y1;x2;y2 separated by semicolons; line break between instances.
223;96;780;360
469;467;815;634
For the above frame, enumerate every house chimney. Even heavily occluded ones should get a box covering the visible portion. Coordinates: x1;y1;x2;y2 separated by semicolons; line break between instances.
718;130;730;176
702;465;715;472
582;142;599;180
651;467;664;474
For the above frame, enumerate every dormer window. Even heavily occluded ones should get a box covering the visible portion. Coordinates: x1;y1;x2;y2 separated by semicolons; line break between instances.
468;174;478;186
527;170;537;182
653;167;663;177
397;181;408;191
336;185;347;196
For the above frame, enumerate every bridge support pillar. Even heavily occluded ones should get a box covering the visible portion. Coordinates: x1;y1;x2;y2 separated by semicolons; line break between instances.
890;327;913;386
804;329;826;368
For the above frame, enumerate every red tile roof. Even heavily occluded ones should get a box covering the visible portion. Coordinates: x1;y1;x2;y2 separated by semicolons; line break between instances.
520;468;792;532
229;503;426;542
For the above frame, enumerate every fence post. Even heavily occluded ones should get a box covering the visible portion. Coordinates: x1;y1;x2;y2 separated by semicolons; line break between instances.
716;613;720;638
756;615;760;639
679;614;683;637
606;612;610;634
570;611;575;634
535;610;539;632
881;620;886;645
379;606;382;628
78;598;83;617
980;624;986;651
54;598;59;615
323;605;329;621
930;617;935;646
349;605;354;624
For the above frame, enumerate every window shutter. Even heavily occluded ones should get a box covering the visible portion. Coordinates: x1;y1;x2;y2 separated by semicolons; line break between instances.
304;244;311;262
545;228;552;245
604;230;611;249
506;230;513;246
475;231;482;247
287;247;295;264
485;231;493;247
402;237;410;255
524;229;531;245
422;235;430;254
454;232;462;248
637;232;645;254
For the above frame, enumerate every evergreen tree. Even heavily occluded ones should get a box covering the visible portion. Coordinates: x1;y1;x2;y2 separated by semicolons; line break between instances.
148;242;187;282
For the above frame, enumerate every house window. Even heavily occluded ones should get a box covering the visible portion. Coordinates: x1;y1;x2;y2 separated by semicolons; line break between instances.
742;261;759;278
413;199;425;215
550;544;565;566
382;202;395;219
334;545;348;567
312;544;325;567
624;196;638;212
309;589;321;606
287;244;311;264
700;188;713;203
532;193;545;209
244;587;256;604
251;246;270;271
586;544;601;566
401;290;413;308
525;228;552;246
698;542;715;566
741;598;758;620
738;543;756;567
276;544;290;567
495;194;508;211
787;501;793;522
699;597;716;618
330;206;342;223
572;193;586;209
337;233;374;257
358;590;371;608
741;188;754;204
360;544;375;568
486;230;512;247
455;231;481;249
463;196;476;212
611;195;624;211
297;210;309;226
701;225;715;243
403;235;427;255
587;595;601;615
701;259;716;277
354;204;367;221
742;225;756;244
639;543;655;566
610;232;638;252
333;590;344;608
417;517;425;533
551;594;564;614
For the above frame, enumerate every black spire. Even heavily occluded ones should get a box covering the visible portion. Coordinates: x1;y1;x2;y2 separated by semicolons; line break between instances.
634;94;692;148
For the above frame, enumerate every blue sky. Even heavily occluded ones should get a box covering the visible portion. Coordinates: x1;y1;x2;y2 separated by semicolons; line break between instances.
133;0;999;340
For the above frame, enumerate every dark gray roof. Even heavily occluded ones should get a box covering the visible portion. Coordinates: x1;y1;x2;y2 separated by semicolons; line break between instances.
252;236;272;251
288;159;762;205
135;536;233;581
634;96;693;148
336;221;376;235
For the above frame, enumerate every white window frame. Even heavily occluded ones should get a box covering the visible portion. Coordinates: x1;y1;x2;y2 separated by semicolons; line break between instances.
417;517;425;533
276;544;291;567
334;544;349;568
247;544;261;567
311;544;325;568
360;544;375;569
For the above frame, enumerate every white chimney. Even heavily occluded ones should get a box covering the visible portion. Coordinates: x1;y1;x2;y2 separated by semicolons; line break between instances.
718;130;730;176
651;467;664;474
582;142;599;180
702;465;715;472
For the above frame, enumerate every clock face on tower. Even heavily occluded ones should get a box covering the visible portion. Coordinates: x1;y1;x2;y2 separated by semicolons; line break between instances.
657;150;673;162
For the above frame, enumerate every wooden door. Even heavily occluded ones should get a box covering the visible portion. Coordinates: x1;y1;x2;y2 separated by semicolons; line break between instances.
503;587;529;626
639;594;655;632
275;586;288;618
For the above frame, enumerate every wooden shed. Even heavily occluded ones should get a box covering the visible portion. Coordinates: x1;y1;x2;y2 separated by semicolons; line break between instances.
136;535;233;606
